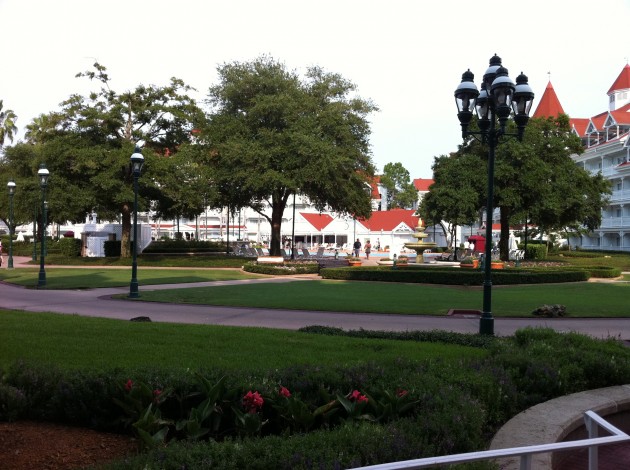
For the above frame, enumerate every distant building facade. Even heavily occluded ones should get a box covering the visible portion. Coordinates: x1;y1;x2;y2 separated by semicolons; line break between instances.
533;63;630;251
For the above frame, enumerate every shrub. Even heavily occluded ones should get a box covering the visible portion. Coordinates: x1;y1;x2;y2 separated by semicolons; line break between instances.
319;266;589;285
243;261;319;275
524;244;548;260
104;240;121;257
57;237;82;257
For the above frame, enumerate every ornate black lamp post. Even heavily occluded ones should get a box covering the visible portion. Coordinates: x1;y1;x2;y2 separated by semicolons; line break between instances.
129;146;144;298
7;180;15;269
37;164;50;288
454;54;534;335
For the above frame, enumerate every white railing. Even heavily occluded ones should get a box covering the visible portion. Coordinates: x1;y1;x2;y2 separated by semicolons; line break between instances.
352;411;629;470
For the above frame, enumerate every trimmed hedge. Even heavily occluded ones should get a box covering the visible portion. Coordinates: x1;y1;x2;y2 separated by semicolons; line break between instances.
319;266;590;285
57;237;82;257
142;240;228;254
243;261;320;275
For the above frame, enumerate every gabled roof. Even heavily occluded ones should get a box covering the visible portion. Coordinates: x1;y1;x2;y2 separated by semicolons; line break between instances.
532;81;565;118
413;178;434;191
608;64;630;94
608;102;630;126
300;213;334;231
570;118;590;136
359;209;418;232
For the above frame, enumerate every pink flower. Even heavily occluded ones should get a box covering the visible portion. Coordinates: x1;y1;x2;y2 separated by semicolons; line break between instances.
396;389;409;398
349;390;368;403
279;386;291;398
125;379;133;392
243;391;264;413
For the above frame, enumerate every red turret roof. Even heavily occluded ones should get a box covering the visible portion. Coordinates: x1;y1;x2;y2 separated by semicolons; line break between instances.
532;81;565;118
608;64;630;94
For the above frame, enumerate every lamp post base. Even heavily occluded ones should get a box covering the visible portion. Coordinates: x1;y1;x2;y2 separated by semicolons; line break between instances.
129;280;139;298
37;271;46;288
479;316;494;335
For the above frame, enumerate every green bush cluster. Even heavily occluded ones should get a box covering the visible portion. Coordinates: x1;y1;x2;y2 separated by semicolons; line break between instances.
2;328;630;468
524;244;548;260
142;240;227;254
57;237;82;257
319;266;590;285
104;240;122;257
243;261;319;275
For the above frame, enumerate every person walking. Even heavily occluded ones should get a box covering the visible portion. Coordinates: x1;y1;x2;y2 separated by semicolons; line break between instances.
353;238;361;257
364;239;372;260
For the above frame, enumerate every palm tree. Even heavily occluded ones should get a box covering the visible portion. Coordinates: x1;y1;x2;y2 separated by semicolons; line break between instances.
0;100;18;147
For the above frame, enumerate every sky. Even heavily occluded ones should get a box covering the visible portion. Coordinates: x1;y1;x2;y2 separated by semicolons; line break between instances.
2;0;630;179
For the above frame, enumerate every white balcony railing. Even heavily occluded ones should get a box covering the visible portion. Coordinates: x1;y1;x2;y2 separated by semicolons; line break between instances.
353;411;629;470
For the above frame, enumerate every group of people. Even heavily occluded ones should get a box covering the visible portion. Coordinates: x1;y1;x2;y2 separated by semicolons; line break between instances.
353;238;373;260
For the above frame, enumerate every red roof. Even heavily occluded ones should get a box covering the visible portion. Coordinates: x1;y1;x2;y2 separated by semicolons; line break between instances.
359;209;418;231
608;103;630;125
369;175;381;199
532;81;565;118
608;64;630;94
413;178;434;191
300;213;334;231
570;118;589;136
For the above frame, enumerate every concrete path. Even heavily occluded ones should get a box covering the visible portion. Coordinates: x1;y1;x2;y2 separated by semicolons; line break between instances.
2;256;630;340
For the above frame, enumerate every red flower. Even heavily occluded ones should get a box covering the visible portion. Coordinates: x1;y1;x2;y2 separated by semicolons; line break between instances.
125;379;133;392
349;390;368;403
396;389;409;398
243;391;264;413
279;386;291;398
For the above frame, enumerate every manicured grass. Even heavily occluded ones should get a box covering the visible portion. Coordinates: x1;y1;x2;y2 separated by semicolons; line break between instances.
133;279;630;317
548;251;630;271
21;254;251;268
0;268;261;289
0;310;485;371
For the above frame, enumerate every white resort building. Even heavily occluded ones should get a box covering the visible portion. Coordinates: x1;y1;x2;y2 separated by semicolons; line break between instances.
533;63;630;251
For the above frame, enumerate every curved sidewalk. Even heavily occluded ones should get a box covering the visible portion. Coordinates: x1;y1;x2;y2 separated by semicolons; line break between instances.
0;258;629;339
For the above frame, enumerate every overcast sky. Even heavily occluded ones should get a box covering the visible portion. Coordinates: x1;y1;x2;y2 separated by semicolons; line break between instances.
2;0;629;178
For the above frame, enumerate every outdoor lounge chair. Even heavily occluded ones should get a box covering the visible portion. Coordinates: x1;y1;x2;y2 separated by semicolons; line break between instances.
314;246;325;259
256;247;265;257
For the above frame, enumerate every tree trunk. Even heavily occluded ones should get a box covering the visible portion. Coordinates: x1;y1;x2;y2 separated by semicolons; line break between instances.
120;202;132;258
269;206;283;256
499;207;511;261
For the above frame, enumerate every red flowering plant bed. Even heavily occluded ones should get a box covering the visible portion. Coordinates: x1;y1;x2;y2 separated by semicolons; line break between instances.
113;374;420;447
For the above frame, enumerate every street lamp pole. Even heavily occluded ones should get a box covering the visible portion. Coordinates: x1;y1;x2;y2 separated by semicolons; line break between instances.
454;55;534;335
129;146;144;298
7;180;15;269
37;164;50;288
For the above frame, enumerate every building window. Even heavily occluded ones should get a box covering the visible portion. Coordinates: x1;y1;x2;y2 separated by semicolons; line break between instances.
610;94;615;103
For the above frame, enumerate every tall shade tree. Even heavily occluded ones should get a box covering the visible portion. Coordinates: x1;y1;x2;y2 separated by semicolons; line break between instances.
380;162;419;209
420;114;611;260
0;100;18;148
19;62;204;257
202;56;378;256
417;154;482;250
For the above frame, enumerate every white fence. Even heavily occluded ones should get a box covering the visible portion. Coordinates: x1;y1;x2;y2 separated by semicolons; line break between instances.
352;411;629;470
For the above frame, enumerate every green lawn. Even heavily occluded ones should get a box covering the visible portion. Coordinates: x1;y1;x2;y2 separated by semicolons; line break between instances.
0;310;485;371
0;268;261;289
132;279;630;317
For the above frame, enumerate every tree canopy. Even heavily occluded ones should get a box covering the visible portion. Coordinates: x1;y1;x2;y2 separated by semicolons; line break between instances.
1;63;204;256
0;100;18;148
380;162;418;209
200;56;378;256
419;114;611;259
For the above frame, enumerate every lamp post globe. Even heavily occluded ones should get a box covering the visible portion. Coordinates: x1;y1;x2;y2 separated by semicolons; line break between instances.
37;164;50;288
454;55;534;335
129;146;144;298
7;180;15;269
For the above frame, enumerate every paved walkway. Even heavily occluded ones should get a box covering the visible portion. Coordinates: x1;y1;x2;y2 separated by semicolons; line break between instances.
1;256;630;340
